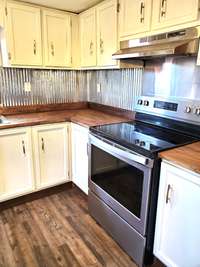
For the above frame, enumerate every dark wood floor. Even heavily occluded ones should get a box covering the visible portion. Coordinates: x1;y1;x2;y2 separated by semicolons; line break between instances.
0;186;164;267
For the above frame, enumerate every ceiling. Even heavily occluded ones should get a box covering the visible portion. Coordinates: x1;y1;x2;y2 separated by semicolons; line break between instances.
18;0;103;13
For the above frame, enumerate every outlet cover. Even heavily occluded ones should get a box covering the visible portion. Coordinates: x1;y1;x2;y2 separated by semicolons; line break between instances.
24;82;31;92
97;83;101;93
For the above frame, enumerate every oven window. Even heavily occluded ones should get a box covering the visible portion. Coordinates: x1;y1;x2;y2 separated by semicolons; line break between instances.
91;145;144;219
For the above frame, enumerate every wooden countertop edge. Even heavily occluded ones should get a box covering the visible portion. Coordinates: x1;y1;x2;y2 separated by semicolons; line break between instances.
159;141;200;174
0;108;131;130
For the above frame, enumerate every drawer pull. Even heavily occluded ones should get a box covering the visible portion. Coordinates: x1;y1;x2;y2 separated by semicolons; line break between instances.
22;140;26;155
33;40;37;55
166;184;172;204
41;137;45;152
140;2;145;23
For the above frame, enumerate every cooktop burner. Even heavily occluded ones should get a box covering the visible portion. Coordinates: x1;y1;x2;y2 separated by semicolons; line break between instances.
90;121;197;158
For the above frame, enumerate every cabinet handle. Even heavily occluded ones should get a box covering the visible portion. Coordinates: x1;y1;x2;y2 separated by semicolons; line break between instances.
22;140;26;155
51;42;55;56
140;2;145;23
166;184;172;204
89;41;94;55
100;35;104;54
161;0;167;17
8;52;11;60
41;137;45;152
33;40;37;55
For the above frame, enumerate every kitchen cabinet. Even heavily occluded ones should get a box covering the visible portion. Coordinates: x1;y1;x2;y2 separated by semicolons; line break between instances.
71;123;89;194
43;9;72;67
33;123;70;190
154;161;200;267
152;0;199;31
0;127;35;202
0;0;4;27
80;0;118;68
119;0;152;39
80;8;96;67
5;1;42;66
96;0;117;67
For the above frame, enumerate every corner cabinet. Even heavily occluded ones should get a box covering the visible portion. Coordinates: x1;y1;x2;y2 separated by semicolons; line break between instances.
43;9;72;67
152;0;200;31
80;8;96;67
71;123;89;195
0;127;35;202
5;1;42;66
32;123;70;190
80;0;118;68
154;161;200;267
119;0;152;39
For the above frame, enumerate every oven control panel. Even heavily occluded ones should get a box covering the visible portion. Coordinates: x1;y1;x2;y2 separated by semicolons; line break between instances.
136;96;200;124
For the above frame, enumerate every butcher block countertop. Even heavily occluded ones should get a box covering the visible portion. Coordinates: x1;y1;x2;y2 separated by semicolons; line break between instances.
159;142;200;174
0;108;131;129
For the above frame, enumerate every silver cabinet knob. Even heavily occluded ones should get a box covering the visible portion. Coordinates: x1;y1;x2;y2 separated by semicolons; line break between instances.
185;106;192;113
195;108;200;116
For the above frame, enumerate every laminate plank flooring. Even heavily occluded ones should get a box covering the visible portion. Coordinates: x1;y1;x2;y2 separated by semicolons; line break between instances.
0;186;164;267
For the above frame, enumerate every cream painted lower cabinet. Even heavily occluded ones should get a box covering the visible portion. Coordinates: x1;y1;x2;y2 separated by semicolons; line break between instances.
71;123;89;195
0;127;35;202
32;123;70;190
154;161;200;267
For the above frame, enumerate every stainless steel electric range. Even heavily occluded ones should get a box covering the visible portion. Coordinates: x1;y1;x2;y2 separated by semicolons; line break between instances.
88;97;200;267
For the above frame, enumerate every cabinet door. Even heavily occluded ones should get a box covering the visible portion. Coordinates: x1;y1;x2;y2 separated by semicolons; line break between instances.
154;162;200;267
80;8;96;67
152;0;199;30
33;123;70;190
0;128;34;202
43;10;71;67
119;0;152;39
0;0;4;27
97;0;117;67
71;124;89;195
6;1;42;66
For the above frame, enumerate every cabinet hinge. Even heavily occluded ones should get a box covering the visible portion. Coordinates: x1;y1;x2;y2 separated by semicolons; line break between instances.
117;2;120;12
5;7;8;16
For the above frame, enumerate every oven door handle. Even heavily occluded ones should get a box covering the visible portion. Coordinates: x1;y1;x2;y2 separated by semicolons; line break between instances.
90;134;153;167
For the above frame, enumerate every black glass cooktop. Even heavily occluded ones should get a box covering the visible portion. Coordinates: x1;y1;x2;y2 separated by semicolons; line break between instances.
90;121;197;158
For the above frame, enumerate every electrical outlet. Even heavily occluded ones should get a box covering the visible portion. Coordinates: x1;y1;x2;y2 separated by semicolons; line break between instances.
97;83;101;93
24;82;31;92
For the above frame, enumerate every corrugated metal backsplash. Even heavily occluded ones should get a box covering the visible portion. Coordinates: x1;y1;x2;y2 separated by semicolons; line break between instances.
0;68;142;111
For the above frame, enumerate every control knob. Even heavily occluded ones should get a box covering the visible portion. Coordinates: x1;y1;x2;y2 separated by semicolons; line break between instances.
137;99;143;105
195;108;200;116
144;100;149;106
135;139;140;145
140;141;146;147
185;106;192;113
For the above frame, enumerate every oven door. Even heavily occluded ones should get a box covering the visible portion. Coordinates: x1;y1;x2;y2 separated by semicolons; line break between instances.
89;134;154;236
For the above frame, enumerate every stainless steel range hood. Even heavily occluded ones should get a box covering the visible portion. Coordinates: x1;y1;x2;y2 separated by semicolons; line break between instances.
112;27;200;60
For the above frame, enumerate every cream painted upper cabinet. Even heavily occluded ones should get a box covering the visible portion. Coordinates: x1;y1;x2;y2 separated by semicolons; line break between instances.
119;0;152;39
6;1;42;66
43;10;72;67
80;8;96;67
97;0;117;67
0;127;35;202
0;0;4;27
32;123;70;190
152;0;200;30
